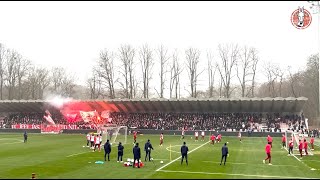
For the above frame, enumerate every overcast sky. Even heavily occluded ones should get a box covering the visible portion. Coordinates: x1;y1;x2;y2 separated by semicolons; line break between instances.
0;1;318;98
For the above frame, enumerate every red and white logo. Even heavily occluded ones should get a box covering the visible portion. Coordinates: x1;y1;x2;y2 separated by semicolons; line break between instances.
291;6;312;29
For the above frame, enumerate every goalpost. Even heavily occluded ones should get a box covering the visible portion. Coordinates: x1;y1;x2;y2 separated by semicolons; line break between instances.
98;124;128;145
285;130;313;156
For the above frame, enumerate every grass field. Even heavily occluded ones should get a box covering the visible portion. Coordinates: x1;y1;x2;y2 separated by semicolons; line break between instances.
1;133;320;179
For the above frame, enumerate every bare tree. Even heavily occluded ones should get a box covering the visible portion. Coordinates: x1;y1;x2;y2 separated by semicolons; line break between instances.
60;74;76;97
5;50;19;100
49;66;76;97
98;49;116;99
207;51;218;98
51;66;64;94
36;67;50;99
236;46;260;97
170;50;183;98
0;43;6;100
119;45;135;99
26;66;37;99
287;66;303;98
263;62;278;97
217;44;239;98
273;67;285;97
250;48;259;97
139;44;154;98
185;48;203;98
15;56;31;99
236;46;252;97
155;45;170;98
27;66;50;99
87;68;103;99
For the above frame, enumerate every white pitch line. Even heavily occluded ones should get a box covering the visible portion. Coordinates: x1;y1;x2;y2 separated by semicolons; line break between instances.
157;170;318;179
156;141;210;172
280;144;318;170
66;152;89;157
2;141;24;145
303;159;320;163
202;161;300;168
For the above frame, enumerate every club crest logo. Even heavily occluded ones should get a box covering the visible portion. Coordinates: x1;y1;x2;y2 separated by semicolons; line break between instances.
291;6;312;29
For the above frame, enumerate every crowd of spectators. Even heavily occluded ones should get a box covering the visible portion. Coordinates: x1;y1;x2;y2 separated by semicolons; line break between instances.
0;111;307;132
109;112;263;131
1;112;70;128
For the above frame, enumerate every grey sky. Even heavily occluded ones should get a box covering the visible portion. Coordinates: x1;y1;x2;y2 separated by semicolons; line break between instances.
0;1;318;97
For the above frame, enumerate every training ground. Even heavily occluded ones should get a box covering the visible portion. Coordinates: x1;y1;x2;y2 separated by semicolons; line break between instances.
1;133;320;179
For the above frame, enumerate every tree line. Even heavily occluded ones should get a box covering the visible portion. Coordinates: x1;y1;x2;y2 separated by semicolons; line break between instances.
0;43;318;125
0;43;76;100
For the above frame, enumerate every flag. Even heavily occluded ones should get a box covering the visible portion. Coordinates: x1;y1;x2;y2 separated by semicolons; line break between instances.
44;115;55;125
66;113;77;123
79;111;97;123
101;110;110;118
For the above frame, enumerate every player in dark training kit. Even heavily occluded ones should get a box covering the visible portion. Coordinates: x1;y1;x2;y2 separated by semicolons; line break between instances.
133;143;141;168
24;131;28;143
220;143;229;165
181;142;189;165
144;139;154;161
104;140;111;161
117;142;124;162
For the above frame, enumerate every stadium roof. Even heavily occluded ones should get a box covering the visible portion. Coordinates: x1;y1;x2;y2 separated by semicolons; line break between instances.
0;97;308;113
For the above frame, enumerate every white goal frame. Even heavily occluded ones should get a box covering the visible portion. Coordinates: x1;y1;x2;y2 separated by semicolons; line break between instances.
98;124;128;145
285;130;313;156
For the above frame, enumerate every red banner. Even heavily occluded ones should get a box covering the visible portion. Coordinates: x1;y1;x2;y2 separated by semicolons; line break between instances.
11;124;80;130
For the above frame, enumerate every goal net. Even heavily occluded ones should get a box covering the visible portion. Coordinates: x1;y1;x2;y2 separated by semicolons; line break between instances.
98;124;128;145
285;130;313;156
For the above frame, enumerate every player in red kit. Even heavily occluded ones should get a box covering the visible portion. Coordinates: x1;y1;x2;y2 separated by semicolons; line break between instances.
201;131;205;141
310;136;315;150
304;139;308;156
281;134;286;149
216;134;222;143
288;138;294;156
298;139;303;159
181;129;185;140
133;131;137;145
160;133;164;146
195;131;199;141
210;134;216;145
267;135;273;148
93;134;101;152
263;142;272;165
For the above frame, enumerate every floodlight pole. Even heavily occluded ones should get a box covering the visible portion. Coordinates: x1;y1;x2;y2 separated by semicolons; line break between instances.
308;1;320;128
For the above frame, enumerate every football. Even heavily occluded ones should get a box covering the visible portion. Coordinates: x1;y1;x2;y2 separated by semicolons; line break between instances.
160;161;164;164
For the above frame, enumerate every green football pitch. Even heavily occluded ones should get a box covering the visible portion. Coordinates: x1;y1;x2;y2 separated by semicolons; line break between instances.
1;133;320;179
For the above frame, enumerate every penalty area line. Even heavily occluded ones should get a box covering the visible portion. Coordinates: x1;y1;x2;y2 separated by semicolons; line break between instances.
280;144;318;170
157;170;318;179
156;141;210;172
